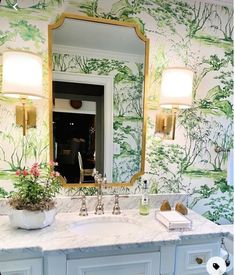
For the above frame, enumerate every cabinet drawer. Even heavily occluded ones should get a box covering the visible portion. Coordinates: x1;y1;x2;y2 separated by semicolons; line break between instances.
175;243;220;275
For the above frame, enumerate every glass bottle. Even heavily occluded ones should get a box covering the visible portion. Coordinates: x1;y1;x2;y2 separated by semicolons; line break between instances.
139;180;150;215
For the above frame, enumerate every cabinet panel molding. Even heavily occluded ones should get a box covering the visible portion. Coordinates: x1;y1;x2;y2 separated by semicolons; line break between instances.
67;252;160;275
0;258;42;275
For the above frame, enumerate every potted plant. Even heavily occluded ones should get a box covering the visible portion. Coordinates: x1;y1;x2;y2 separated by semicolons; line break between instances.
8;161;61;229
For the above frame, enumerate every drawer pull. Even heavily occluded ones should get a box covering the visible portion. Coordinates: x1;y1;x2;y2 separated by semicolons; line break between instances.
196;257;203;264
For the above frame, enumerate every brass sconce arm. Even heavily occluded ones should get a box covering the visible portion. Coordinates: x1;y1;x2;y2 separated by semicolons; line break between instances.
16;98;37;136
155;107;179;140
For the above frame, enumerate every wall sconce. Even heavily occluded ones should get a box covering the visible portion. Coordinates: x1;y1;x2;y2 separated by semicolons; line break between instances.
155;67;193;140
2;51;43;136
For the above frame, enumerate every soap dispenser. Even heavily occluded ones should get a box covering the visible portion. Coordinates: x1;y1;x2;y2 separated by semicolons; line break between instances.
139;180;150;215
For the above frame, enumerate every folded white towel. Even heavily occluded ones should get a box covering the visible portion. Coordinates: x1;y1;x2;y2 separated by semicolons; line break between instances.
155;210;192;230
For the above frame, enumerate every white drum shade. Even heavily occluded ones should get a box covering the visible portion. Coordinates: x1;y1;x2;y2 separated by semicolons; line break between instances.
2;51;43;99
160;67;193;108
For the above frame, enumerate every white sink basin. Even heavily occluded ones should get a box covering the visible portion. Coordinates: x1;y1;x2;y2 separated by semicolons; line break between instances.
69;215;140;237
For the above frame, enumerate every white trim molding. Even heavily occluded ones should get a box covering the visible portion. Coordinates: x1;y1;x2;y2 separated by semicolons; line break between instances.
53;71;113;181
54;99;96;115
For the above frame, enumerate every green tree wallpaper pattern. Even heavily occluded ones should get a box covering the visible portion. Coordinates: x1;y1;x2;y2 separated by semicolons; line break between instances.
0;0;233;224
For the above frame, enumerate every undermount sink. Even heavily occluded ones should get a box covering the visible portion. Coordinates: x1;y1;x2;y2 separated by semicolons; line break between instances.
69;215;140;237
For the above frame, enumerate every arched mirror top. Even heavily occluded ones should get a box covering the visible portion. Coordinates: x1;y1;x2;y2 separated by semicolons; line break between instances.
48;13;149;188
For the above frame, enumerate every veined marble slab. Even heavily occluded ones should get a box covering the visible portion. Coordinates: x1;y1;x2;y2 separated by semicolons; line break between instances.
0;209;229;256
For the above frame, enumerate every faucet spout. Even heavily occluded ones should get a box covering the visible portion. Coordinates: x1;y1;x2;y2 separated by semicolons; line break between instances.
94;171;105;215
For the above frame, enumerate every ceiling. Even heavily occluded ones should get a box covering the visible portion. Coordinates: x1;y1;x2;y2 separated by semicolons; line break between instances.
53;18;145;55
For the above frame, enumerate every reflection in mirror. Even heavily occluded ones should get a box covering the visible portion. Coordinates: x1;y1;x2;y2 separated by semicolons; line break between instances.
49;14;148;187
52;81;103;184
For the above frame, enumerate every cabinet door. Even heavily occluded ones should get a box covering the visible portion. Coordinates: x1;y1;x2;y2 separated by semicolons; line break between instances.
67;252;160;275
0;258;43;275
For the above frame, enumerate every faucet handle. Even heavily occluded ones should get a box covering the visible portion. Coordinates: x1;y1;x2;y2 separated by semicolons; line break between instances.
95;195;104;215
79;195;88;216
112;194;121;215
112;195;129;215
112;194;129;215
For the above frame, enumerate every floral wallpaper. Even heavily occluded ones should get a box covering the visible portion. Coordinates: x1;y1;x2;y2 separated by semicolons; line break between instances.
0;0;233;224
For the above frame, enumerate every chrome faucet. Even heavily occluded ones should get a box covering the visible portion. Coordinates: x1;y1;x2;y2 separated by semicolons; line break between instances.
71;195;88;216
112;194;121;215
79;195;88;216
94;170;107;215
112;194;129;215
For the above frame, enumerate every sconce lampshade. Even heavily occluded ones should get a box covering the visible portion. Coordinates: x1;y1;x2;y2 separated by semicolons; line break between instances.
2;51;43;99
159;67;193;109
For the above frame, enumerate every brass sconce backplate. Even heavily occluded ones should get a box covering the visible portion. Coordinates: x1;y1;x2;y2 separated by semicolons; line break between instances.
16;105;36;129
155;110;175;140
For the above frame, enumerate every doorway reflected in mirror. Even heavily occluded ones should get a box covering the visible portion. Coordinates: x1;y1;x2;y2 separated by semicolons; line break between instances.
53;81;104;183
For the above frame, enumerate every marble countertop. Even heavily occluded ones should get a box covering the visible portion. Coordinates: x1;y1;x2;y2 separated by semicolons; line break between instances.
0;209;229;255
219;224;234;240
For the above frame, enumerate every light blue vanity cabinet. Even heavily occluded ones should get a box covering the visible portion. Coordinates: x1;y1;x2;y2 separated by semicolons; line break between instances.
0;240;222;275
45;241;221;275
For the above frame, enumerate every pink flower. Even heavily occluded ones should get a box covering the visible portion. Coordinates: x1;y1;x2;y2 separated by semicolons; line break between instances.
16;170;21;176
55;172;60;177
32;163;39;168
50;171;60;177
22;170;28;176
30;163;40;177
49;161;58;167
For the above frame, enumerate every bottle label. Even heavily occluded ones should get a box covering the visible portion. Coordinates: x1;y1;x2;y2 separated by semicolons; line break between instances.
142;196;149;205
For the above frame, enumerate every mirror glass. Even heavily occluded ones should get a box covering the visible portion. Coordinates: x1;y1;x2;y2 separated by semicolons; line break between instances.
49;15;148;186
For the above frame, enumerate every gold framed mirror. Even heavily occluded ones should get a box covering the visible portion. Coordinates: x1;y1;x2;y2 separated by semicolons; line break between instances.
48;13;149;188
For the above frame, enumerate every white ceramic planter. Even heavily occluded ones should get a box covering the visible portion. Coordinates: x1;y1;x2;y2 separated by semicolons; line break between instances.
9;208;57;229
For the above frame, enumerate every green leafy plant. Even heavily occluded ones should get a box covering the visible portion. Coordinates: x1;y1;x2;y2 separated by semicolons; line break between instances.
0;187;8;198
9;161;61;211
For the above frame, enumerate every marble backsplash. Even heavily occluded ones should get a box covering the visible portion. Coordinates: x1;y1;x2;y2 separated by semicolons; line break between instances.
0;193;187;215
